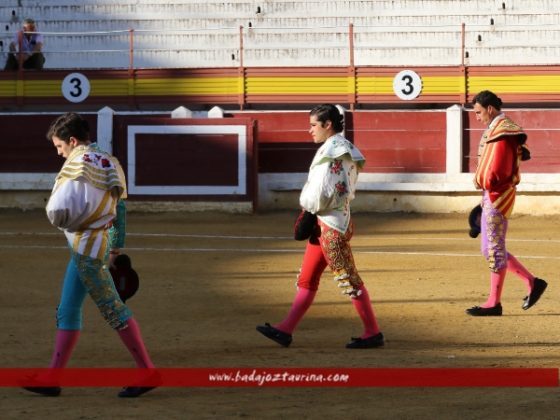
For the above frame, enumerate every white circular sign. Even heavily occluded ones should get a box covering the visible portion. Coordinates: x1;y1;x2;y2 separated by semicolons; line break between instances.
393;70;422;100
62;73;91;103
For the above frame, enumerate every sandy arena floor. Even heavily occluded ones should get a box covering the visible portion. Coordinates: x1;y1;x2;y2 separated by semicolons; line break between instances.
1;209;560;419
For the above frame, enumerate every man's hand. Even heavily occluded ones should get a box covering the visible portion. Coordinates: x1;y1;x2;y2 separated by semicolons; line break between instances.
109;248;120;269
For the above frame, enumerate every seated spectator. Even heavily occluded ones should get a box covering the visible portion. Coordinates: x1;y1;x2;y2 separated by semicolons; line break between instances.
4;18;45;70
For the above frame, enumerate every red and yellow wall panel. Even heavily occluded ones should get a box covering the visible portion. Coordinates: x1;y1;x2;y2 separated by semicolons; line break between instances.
2;65;560;108
356;66;465;104
466;66;560;104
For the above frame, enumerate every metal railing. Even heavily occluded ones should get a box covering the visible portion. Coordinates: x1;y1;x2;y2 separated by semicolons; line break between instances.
3;21;560;72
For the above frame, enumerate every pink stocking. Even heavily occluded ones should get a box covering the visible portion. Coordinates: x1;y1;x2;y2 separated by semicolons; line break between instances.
507;253;534;293
351;285;381;338
274;287;317;334
49;329;80;368
483;268;507;308
117;317;155;368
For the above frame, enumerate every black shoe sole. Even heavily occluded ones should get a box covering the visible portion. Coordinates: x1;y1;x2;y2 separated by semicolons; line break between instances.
465;305;503;316
346;333;385;349
118;386;156;398
23;386;61;397
256;323;292;347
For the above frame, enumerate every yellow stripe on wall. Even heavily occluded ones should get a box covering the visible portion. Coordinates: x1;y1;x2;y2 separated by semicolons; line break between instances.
90;79;129;96
0;80;16;96
358;76;465;94
21;79;129;97
5;73;560;99
469;75;560;93
246;77;352;94
422;76;466;94
5;77;241;97
23;80;63;96
135;77;242;95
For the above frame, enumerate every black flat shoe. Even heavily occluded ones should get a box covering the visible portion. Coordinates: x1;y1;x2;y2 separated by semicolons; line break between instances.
118;370;161;398
465;303;502;316
256;323;292;347
118;386;156;398
522;278;548;310
346;332;385;349
22;386;61;397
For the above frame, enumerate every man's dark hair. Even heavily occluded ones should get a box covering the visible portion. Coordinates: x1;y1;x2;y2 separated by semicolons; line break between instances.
46;112;90;143
310;104;344;133
472;90;503;110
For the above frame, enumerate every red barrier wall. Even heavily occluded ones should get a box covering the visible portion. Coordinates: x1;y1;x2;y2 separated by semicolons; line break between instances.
1;109;558;202
351;112;447;173
0;114;97;172
234;111;447;173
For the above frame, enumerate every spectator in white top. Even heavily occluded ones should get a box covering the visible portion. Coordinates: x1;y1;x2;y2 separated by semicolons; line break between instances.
4;18;45;70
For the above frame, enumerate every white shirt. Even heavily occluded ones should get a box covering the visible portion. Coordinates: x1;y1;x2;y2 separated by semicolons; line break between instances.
13;31;43;54
46;144;126;260
299;133;365;233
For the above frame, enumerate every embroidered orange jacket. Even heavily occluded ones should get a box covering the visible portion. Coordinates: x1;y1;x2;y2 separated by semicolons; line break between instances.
474;115;527;218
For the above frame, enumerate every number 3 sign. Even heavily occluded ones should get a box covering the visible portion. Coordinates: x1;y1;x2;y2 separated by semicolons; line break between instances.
393;70;422;100
62;72;91;103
